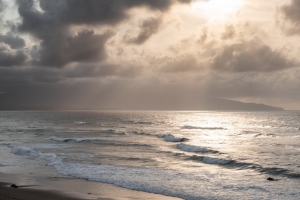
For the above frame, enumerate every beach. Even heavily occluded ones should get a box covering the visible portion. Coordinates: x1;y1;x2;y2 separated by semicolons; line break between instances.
0;172;181;200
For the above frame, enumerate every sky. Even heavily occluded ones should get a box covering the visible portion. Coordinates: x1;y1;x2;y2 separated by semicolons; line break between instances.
0;0;299;110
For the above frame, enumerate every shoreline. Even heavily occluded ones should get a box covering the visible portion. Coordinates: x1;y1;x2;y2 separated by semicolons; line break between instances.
0;172;181;200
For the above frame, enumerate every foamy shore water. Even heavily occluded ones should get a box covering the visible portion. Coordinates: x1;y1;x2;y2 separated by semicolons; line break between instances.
1;111;300;199
0;171;181;200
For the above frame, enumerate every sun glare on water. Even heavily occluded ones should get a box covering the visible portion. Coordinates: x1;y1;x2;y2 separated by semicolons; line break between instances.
191;0;243;20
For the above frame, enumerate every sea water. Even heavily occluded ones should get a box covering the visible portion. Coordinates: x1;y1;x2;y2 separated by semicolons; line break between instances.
0;111;299;199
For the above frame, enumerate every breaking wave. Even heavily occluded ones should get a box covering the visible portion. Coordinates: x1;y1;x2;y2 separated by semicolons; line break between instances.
157;134;187;142
50;137;102;143
177;143;217;153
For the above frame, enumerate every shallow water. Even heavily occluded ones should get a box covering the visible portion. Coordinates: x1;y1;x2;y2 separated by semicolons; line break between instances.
0;111;299;199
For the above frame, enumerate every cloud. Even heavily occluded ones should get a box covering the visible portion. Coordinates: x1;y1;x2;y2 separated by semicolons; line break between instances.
63;63;141;79
0;43;27;67
278;0;300;35
1;0;299;110
202;68;300;109
14;0;193;67
159;54;200;73
212;40;297;73
221;25;235;40
125;17;162;44
0;0;6;13
0;34;26;49
0;0;6;28
34;30;113;67
0;61;140;87
197;27;208;44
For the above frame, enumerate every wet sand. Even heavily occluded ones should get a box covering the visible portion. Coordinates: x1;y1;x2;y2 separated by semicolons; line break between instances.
0;182;84;200
0;172;181;200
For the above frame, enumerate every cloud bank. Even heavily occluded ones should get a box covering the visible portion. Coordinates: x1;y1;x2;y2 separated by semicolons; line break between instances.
0;0;299;110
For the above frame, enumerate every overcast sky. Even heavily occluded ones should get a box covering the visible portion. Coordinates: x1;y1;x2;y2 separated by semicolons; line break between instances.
0;0;299;110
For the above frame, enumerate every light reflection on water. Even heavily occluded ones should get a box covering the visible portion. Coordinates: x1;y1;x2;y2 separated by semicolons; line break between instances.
0;111;300;199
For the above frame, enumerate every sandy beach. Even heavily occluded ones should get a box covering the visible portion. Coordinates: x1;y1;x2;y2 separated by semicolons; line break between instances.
0;182;84;200
0;172;181;200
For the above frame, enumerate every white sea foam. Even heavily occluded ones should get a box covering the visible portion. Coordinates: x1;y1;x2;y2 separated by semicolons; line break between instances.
9;144;300;200
26;125;46;131
74;121;88;125
157;134;185;142
181;125;224;130
202;157;232;165
11;146;58;163
11;146;38;157
9;143;65;163
177;143;211;152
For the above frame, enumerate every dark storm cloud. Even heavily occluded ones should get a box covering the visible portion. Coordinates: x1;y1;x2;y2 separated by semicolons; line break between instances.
212;40;296;73
0;0;6;13
279;0;300;35
34;30;113;67
37;0;182;25
15;0;192;67
0;0;5;28
0;66;63;85
16;0;115;67
125;17;162;44
0;62;140;87
0;43;27;67
0;34;26;49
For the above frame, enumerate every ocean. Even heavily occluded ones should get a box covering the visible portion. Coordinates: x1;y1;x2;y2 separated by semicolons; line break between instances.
0;110;299;199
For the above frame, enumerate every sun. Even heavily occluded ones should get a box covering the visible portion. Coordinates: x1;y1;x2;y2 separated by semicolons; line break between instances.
191;0;243;20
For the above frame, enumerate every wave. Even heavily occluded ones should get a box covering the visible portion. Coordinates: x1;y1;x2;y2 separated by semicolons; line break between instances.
188;155;233;165
8;144;214;200
129;131;152;136
74;121;88;125
9;143;62;149
10;146;58;163
0;164;13;167
157;134;187;142
202;157;232;165
177;143;217;153
9;144;300;199
50;137;151;148
24;125;47;132
135;121;152;125
249;165;300;179
181;125;224;130
50;137;101;143
122;120;153;125
187;154;300;179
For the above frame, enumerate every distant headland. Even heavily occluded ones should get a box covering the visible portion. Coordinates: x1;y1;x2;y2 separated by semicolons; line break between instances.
0;97;284;111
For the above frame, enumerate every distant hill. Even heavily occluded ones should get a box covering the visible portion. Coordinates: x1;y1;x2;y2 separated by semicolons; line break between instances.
198;98;284;111
0;97;284;111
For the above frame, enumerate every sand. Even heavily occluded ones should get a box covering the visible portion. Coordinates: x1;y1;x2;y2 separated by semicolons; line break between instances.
0;182;84;200
0;173;182;200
